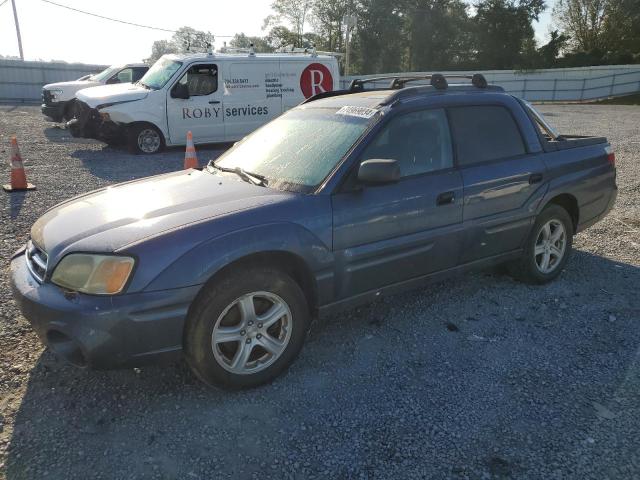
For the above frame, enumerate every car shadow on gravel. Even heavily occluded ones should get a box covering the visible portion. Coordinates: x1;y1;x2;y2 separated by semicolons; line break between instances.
70;144;230;183
3;251;639;479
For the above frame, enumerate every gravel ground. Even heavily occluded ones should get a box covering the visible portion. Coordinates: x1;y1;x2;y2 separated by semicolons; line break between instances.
0;105;639;480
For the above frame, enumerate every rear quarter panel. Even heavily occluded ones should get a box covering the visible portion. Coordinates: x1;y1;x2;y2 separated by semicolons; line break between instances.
540;143;616;230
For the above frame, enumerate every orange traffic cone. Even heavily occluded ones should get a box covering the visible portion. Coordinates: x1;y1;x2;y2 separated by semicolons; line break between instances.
184;131;198;170
3;136;35;192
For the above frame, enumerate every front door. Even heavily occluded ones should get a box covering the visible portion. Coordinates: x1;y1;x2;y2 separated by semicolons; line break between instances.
447;105;548;263
331;108;464;299
166;63;225;144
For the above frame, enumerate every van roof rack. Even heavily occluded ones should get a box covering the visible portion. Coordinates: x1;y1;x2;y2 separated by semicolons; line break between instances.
348;73;488;92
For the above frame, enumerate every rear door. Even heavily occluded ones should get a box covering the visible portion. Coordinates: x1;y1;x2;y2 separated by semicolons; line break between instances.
166;63;224;144
331;108;463;298
448;105;547;263
280;59;338;111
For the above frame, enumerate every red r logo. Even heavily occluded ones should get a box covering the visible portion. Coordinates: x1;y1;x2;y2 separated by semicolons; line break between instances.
300;63;333;98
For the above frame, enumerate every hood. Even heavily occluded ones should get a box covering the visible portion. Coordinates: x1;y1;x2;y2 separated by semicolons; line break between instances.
43;79;102;93
31;169;290;263
76;83;149;108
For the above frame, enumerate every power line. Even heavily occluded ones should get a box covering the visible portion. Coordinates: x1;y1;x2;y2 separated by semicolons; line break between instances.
40;0;177;32
0;0;9;7
38;0;236;37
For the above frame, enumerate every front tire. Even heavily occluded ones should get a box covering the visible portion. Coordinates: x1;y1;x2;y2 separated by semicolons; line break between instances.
184;267;310;389
508;204;574;284
127;123;165;154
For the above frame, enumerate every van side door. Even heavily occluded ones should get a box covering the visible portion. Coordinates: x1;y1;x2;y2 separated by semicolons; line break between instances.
331;108;463;299
223;61;280;141
166;63;224;144
448;104;547;264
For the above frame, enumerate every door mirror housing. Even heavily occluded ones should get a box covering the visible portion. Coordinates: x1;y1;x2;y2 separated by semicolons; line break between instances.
106;76;120;85
171;83;190;99
357;159;400;185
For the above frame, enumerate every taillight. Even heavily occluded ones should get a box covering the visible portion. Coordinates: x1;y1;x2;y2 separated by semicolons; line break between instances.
605;145;615;166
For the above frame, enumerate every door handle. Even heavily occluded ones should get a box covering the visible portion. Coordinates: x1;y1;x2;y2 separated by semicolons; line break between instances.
529;173;543;184
436;191;455;206
208;100;220;104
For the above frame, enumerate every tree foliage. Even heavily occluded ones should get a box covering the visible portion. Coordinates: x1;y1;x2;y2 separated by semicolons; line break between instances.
148;0;640;72
146;27;213;64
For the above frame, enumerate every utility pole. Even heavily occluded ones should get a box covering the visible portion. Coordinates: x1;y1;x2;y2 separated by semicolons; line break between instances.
343;14;356;76
11;0;24;60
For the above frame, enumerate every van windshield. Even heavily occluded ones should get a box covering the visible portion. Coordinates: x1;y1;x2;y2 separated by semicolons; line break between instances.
90;66;119;82
139;58;183;90
211;107;377;193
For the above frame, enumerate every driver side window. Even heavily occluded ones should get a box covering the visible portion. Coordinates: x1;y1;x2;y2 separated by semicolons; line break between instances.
115;68;133;83
360;108;453;178
177;64;218;96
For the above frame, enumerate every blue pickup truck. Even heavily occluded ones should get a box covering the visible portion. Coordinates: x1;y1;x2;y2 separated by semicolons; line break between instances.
10;74;617;388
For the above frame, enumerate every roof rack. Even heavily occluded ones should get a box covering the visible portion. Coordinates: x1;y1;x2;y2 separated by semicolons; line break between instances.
349;73;488;92
302;72;499;106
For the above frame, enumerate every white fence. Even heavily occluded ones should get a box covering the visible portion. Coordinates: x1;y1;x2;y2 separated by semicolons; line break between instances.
1;59;639;103
341;65;640;102
0;59;107;103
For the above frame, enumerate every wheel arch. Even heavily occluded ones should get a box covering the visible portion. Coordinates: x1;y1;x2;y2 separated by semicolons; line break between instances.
544;193;579;232
186;250;319;321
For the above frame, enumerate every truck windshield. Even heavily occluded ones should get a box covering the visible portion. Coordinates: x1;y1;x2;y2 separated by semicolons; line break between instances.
211;107;377;193
90;66;119;82
138;58;183;90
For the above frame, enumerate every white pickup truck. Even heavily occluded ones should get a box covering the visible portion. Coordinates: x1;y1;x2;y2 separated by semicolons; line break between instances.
69;52;340;153
41;63;148;122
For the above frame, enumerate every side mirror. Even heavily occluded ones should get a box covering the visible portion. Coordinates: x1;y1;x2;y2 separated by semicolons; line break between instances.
357;159;400;185
171;83;190;99
106;77;120;85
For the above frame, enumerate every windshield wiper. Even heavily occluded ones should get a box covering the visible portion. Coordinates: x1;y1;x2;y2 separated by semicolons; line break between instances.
210;163;268;186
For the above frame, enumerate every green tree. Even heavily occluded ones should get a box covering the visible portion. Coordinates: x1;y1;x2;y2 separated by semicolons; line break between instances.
228;33;275;52
472;0;545;69
554;0;608;51
264;0;314;46
404;0;474;71
351;0;406;74
146;27;213;63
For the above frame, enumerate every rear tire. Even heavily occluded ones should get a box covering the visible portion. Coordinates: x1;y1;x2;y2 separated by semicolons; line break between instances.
127;123;165;154
184;267;310;389
508;204;574;284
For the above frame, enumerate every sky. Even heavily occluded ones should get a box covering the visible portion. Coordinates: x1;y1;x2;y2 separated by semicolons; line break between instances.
0;0;556;65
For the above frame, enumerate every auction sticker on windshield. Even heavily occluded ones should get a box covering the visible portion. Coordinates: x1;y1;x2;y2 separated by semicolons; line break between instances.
336;106;378;119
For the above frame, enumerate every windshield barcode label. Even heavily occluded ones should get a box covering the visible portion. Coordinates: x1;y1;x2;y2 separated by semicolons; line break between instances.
336;106;378;119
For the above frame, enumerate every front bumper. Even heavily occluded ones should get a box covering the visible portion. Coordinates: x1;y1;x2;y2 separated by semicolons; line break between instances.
41;102;66;121
67;101;124;143
10;250;202;369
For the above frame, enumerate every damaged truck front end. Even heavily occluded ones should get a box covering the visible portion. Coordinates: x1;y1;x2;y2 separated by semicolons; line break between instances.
67;101;126;145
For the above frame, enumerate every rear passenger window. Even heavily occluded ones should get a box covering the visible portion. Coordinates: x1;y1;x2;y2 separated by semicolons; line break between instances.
448;106;526;166
360;108;453;177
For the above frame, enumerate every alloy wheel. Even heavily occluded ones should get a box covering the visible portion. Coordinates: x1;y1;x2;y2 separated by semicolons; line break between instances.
211;291;292;375
534;219;566;274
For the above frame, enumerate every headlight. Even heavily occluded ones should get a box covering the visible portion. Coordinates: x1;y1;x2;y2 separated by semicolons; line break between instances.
51;254;135;295
48;89;63;102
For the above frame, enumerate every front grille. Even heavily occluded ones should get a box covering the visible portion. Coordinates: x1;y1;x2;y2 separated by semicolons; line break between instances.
42;89;53;106
26;240;48;282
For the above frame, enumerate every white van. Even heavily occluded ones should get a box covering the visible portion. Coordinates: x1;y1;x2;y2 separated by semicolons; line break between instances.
41;63;149;122
70;52;340;154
